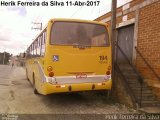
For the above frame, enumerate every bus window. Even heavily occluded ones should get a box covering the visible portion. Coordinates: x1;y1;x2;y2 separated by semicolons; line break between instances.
50;21;109;47
37;38;41;56
41;32;46;56
31;44;33;57
34;41;37;57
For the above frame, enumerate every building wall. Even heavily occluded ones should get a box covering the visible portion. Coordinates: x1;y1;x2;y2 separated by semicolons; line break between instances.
136;1;160;97
136;1;160;77
95;0;145;24
95;0;160;98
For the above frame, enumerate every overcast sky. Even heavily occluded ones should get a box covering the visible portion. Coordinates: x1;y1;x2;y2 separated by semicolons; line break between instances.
0;0;131;55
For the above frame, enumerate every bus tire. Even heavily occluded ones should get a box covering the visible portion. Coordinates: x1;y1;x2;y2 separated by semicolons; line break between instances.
33;73;38;94
26;69;29;81
97;90;111;99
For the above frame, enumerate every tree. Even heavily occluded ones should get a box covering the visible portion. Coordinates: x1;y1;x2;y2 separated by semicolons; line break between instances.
0;52;12;64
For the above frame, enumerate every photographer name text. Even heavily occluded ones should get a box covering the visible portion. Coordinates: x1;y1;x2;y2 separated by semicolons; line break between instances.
0;0;100;7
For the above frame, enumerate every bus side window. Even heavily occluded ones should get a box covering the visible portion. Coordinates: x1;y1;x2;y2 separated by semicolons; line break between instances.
37;38;41;57
41;31;46;56
39;35;42;56
35;40;38;57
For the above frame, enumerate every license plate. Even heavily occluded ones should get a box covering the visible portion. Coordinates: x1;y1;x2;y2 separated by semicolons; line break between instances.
76;74;87;79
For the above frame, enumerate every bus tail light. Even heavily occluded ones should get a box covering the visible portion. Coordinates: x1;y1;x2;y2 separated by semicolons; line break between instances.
108;66;111;70
49;72;54;77
106;71;110;75
47;66;53;72
104;70;111;80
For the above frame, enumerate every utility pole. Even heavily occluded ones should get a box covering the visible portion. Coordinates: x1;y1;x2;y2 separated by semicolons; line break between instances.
111;0;117;82
3;51;5;64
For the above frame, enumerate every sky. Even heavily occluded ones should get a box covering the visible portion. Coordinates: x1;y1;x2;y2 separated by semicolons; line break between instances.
0;0;131;55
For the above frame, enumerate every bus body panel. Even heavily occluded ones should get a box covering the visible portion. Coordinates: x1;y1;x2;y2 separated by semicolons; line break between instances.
44;46;111;76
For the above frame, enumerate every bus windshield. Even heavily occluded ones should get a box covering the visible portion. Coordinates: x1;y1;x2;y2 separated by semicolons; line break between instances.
50;21;109;47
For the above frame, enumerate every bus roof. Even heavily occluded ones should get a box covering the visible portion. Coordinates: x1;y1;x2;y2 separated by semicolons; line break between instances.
49;18;107;26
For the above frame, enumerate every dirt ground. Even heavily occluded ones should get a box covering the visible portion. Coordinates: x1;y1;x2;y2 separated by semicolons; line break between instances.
0;65;138;119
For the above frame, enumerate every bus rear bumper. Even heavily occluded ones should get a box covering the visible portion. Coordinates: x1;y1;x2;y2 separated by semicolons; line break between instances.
41;79;112;95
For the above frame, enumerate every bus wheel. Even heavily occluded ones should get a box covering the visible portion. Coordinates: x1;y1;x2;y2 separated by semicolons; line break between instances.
34;87;38;94
97;90;111;99
33;74;38;94
26;69;29;81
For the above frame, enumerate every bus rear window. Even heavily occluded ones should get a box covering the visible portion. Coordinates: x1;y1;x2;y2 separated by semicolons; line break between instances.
50;21;109;47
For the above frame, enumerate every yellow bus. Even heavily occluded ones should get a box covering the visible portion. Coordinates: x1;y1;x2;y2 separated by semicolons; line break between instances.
25;18;112;95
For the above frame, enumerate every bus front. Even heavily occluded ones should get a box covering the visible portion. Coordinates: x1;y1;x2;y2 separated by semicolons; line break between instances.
43;19;112;94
